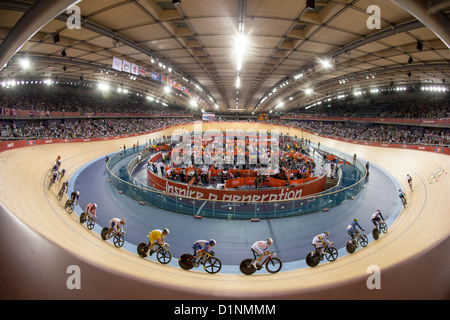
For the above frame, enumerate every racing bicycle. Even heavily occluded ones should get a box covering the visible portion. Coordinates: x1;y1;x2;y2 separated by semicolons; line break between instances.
101;227;125;248
178;250;222;274
79;212;95;230
306;243;338;267
372;220;388;240
346;232;368;253
64;200;74;214
137;242;172;264
239;250;282;275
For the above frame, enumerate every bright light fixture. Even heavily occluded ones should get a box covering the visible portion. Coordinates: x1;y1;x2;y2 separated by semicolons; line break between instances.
97;83;110;91
20;58;31;69
234;33;248;71
319;59;331;69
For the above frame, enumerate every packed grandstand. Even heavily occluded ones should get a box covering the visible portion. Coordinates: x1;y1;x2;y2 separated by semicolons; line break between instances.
1;85;448;147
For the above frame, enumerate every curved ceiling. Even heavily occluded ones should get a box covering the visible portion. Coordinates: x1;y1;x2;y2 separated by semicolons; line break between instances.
0;0;449;115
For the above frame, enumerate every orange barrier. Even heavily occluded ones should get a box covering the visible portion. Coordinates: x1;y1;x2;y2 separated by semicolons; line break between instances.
148;167;327;202
289;177;318;186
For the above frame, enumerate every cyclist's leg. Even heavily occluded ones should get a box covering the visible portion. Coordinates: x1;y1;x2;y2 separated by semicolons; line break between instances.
371;218;378;227
106;222;116;237
147;236;156;254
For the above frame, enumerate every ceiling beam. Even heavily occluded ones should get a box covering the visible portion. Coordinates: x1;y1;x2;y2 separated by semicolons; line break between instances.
391;0;450;49
0;0;81;71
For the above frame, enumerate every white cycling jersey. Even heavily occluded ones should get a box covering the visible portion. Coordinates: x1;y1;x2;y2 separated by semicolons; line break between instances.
251;241;269;255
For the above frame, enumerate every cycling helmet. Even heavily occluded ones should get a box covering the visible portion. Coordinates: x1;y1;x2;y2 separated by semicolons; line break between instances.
353;217;358;221
93;203;97;209
163;228;170;234
324;230;330;236
267;238;273;244
121;218;126;224
75;191;80;196
209;239;216;246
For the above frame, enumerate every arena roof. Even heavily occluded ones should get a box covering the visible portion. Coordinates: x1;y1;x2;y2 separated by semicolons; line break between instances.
0;0;449;114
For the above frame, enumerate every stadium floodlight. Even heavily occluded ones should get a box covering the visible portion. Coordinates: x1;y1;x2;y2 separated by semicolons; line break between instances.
97;83;110;92
20;58;31;69
234;33;248;72
319;58;331;69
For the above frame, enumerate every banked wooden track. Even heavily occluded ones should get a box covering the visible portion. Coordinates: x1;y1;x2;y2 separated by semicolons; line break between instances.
0;122;449;300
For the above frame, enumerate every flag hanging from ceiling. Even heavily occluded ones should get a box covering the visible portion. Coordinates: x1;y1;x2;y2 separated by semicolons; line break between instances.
138;66;146;77
112;57;122;72
122;60;131;73
131;63;139;75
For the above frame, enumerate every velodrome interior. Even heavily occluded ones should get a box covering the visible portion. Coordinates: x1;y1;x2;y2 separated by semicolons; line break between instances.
0;0;449;300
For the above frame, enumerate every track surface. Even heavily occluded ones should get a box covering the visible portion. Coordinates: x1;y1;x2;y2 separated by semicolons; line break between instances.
73;149;398;268
0;122;449;299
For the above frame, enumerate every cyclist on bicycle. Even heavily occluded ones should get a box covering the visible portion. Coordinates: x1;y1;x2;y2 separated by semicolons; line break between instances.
407;174;412;188
347;218;365;241
59;168;66;181
59;181;69;194
68;191;80;205
105;218;126;239
50;169;59;183
146;228;170;256
370;209;385;228
250;238;273;269
312;231;334;257
398;189;407;204
192;239;216;262
84;203;98;221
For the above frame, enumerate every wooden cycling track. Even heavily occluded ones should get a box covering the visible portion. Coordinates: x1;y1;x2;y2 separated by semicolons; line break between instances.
0;122;449;300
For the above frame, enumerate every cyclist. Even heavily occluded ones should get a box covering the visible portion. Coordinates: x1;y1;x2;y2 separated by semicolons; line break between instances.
58;181;69;196
68;190;80;206
398;189;407;205
105;218;126;239
312;231;334;258
50;169;59;184
146;228;170;256
371;209;385;228
250;238;273;269
59;168;66;181
347;218;365;241
407;174;412;189
84;203;98;221
192;239;216;262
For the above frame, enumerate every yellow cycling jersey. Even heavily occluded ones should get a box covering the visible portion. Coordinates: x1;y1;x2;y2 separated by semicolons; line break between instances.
148;229;165;244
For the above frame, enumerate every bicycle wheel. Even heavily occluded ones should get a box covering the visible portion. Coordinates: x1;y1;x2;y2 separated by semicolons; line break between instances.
380;222;388;234
113;234;124;248
325;247;338;262
203;257;222;274
57;190;64;201
265;257;282;274
79;212;86;224
157;248;172;264
360;234;368;247
306;252;320;267
178;254;194;270
86;218;95;230
101;227;108;240
65;201;73;214
346;240;356;254
372;228;380;240
137;242;148;257
239;259;256;275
